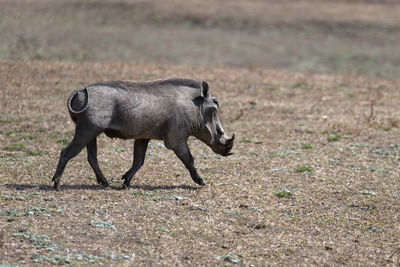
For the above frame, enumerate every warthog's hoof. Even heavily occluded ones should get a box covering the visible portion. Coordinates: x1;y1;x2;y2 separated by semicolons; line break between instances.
194;179;206;186
100;182;109;188
96;177;109;187
122;181;130;189
53;181;60;191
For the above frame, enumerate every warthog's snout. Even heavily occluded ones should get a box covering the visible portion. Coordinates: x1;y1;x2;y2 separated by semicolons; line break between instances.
213;134;235;157
223;134;235;156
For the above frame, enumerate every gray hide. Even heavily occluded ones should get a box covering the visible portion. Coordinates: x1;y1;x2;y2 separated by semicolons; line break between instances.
52;78;234;190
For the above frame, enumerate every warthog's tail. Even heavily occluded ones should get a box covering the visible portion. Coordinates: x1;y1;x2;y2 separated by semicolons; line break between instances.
67;86;89;115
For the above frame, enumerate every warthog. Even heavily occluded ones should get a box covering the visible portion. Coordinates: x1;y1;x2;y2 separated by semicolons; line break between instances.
52;78;234;190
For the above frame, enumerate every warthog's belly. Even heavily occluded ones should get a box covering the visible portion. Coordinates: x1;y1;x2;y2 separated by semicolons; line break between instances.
104;129;129;139
103;127;164;140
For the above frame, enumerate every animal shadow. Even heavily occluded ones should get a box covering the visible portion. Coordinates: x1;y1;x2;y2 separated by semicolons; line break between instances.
5;183;200;192
129;184;200;191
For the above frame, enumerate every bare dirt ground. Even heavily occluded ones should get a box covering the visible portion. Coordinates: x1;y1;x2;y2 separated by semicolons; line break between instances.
0;60;400;265
1;0;400;78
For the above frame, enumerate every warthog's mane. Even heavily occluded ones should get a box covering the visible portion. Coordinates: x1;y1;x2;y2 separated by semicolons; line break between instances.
89;78;202;92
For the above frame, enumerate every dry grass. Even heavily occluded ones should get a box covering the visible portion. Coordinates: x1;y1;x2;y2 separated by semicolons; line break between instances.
1;0;400;78
0;60;400;265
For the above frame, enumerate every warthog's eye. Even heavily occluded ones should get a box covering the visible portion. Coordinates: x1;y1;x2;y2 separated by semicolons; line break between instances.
212;98;219;108
205;105;217;116
205;105;217;114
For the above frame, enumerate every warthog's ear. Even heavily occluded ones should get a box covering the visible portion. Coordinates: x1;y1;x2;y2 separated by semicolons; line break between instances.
200;81;209;98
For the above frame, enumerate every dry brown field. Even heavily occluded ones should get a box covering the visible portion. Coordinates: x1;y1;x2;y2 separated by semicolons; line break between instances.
1;0;400;78
0;60;400;266
1;0;400;266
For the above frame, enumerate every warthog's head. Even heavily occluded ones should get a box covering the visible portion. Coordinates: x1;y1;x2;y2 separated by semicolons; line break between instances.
195;82;235;157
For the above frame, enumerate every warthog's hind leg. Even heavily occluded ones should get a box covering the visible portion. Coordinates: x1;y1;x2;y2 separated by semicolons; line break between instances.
52;126;100;190
52;140;86;190
122;139;150;189
87;138;108;187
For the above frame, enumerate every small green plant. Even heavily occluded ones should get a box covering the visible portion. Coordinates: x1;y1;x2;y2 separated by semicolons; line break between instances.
264;86;279;92
26;150;45;156
164;195;188;200
291;81;309;89
280;149;300;155
90;220;116;230
366;225;378;232
21;135;36;140
5;131;15;136
65;130;75;136
0;207;21;217
56;139;69;145
12;231;56;249
275;191;293;198
295;166;314;173
361;190;376;196
48;131;61;138
3;143;26;151
0;154;27;161
3;195;27;201
283;213;297;218
25;206;50;216
248;207;261;212
133;191;154;196
75;252;102;263
31;254;71;264
159;227;169;233
321;130;337;135
327;135;341;142
215;252;241;264
219;182;239;186
148;142;165;148
300;144;313;149
24;204;62;216
370;168;387;173
104;252;131;260
0;118;21;123
193;205;207;211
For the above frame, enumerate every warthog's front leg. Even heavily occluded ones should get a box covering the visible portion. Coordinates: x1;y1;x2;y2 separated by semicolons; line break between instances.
122;139;150;188
172;142;206;186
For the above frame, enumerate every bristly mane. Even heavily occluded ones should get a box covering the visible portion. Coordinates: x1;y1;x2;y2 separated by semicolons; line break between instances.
155;78;202;89
89;78;202;91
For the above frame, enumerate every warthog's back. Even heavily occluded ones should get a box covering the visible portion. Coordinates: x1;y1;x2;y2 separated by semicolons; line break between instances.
68;78;203;140
90;79;202;93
